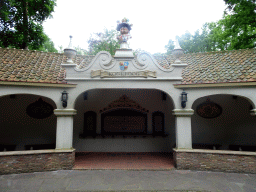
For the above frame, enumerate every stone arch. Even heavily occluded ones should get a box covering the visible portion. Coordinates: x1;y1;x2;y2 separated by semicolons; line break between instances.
0;94;57;151
191;94;256;151
73;88;176;152
73;88;175;108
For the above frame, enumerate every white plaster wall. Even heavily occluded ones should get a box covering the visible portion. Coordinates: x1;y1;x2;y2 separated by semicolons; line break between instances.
64;80;182;110
192;94;256;149
0;94;57;150
0;85;69;109
73;89;175;152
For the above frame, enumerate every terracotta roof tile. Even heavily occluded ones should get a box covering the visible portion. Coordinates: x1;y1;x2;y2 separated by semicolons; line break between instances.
173;48;256;84
0;47;93;84
1;47;256;85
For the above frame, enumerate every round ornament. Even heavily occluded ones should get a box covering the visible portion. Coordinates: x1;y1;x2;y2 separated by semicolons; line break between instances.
26;98;54;119
196;100;222;118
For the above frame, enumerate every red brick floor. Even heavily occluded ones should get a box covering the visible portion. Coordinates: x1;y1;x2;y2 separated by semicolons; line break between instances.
73;152;175;170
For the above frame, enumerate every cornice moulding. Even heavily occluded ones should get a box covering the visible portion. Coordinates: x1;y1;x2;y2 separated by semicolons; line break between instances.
0;81;77;88
174;82;256;88
54;109;77;116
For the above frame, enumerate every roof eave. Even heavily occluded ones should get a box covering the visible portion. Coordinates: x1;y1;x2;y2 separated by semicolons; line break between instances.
0;80;77;88
174;81;256;89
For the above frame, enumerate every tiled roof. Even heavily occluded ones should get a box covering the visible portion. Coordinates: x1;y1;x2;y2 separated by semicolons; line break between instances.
152;48;256;84
154;55;187;69
0;47;91;84
180;48;256;84
0;47;256;85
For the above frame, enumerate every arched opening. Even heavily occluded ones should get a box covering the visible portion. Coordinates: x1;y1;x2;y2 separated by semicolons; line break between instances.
192;94;256;151
0;94;57;151
73;89;175;169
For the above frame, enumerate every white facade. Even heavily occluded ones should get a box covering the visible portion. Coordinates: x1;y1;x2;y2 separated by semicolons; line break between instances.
0;50;256;153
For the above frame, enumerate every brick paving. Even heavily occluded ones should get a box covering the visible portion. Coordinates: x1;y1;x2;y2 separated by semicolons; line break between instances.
1;152;256;191
74;152;174;170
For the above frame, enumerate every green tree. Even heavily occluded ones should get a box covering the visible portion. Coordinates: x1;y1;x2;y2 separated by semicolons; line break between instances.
165;40;175;55
38;33;58;53
223;0;256;49
87;28;120;55
74;46;88;55
165;0;256;54
0;0;56;50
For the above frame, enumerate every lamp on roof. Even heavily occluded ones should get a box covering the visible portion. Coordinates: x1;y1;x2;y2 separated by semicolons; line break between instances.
64;36;77;64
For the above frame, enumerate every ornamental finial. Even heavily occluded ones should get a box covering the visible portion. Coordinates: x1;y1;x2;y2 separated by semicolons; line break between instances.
174;38;182;50
68;35;73;48
64;35;76;64
172;37;184;62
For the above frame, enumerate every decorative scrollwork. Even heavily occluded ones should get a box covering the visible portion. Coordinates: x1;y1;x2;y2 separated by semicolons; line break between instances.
75;51;115;71
98;52;114;69
100;95;149;113
135;51;175;72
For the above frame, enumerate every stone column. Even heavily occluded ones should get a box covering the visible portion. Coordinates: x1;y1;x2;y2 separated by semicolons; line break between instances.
54;109;77;149
172;109;194;149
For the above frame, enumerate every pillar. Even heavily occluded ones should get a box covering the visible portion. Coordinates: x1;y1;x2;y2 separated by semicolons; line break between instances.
172;109;194;149
54;109;77;149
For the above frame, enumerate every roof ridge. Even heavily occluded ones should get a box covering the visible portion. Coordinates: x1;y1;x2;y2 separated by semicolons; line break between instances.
0;46;63;55
185;48;255;56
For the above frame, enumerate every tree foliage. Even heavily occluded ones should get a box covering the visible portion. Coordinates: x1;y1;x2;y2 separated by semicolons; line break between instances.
166;0;256;54
0;0;56;50
38;33;58;53
223;0;256;49
87;28;120;55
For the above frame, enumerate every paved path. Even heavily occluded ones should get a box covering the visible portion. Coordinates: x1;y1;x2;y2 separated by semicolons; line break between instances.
0;169;256;192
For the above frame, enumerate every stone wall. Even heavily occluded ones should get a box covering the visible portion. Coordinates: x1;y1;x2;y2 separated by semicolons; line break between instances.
174;149;256;174
0;149;75;175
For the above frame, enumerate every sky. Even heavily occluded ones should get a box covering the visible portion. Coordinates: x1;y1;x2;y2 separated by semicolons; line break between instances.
43;0;227;54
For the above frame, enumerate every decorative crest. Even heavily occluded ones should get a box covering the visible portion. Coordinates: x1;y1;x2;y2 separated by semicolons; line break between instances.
100;95;149;113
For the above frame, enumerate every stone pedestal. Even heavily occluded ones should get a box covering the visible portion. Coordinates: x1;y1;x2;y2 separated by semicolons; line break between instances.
172;109;194;149
114;48;134;58
54;109;77;149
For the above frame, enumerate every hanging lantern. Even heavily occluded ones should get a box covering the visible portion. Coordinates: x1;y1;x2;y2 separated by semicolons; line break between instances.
181;90;188;108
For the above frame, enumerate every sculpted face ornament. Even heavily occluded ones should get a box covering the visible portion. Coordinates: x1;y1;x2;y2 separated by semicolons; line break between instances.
116;18;132;47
